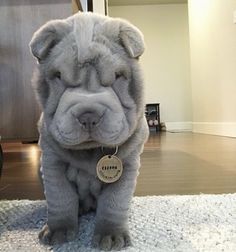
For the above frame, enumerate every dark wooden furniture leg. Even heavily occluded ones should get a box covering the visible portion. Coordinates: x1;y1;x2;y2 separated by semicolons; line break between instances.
0;144;3;177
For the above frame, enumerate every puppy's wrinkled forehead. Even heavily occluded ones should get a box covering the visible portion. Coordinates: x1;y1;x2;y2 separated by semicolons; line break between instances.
30;12;145;84
57;17;117;86
72;15;96;63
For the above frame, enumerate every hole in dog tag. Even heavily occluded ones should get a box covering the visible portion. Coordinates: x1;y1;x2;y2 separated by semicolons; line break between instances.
96;155;123;183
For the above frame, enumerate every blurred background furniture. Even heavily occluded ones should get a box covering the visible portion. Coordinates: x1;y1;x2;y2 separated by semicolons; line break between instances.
145;103;161;133
0;144;3;177
0;0;71;142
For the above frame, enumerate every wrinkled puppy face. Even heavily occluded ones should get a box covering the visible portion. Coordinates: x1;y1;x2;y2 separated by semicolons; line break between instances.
30;13;145;149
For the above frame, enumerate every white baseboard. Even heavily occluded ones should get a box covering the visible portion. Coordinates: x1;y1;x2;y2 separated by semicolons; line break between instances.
192;122;236;137
165;122;236;137
166;122;193;132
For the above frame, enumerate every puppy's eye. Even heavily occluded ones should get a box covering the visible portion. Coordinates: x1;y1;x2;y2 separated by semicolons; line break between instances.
115;72;123;80
54;71;61;80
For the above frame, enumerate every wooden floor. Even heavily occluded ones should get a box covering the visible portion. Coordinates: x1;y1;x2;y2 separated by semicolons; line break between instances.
1;132;236;200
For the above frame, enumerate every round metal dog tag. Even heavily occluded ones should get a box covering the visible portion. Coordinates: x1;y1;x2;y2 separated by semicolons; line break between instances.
96;155;123;183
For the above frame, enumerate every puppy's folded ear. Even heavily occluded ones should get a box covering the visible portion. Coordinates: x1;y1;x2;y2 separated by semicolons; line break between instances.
119;21;145;58
101;18;145;58
29;20;71;62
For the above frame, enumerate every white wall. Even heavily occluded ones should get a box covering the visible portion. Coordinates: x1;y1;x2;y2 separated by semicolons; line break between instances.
109;4;192;131
188;0;236;137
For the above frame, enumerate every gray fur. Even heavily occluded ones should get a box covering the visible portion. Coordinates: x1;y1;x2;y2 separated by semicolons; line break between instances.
30;12;149;250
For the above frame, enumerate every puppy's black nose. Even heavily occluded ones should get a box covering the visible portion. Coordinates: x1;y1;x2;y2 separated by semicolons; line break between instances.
77;112;101;130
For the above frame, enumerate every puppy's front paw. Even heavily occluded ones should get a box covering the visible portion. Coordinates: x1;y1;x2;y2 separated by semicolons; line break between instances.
39;224;77;245
92;223;131;251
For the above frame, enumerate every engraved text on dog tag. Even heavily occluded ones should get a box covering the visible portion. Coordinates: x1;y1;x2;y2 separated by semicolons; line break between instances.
96;155;123;183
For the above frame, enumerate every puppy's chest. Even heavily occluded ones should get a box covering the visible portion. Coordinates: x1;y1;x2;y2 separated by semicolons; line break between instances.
66;153;103;200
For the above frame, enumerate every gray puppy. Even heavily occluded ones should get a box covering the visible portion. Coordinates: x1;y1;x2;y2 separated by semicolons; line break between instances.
30;12;149;251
